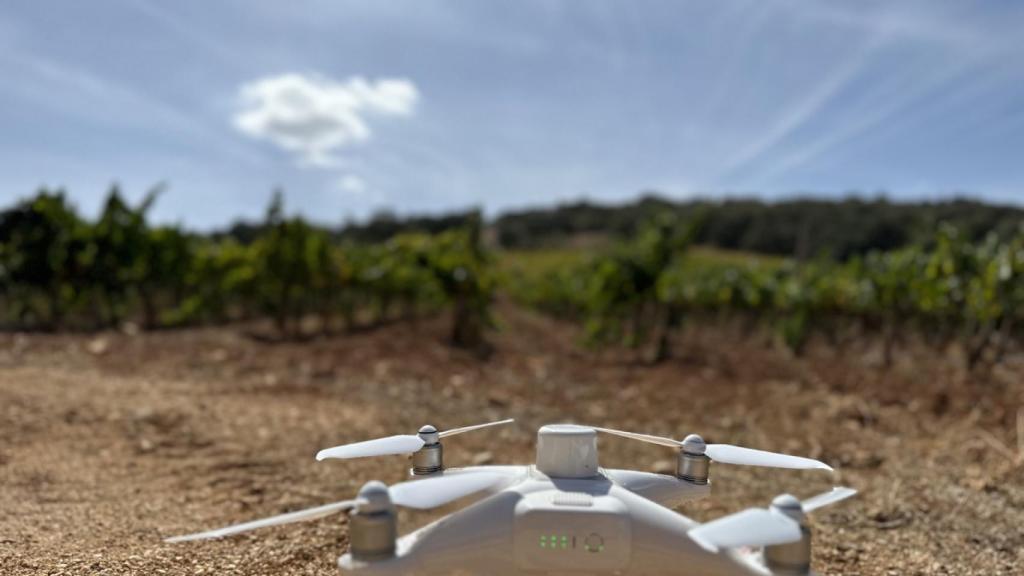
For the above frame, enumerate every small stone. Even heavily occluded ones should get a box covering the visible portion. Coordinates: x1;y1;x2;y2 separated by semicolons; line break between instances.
472;451;494;465
652;459;675;475
87;337;109;355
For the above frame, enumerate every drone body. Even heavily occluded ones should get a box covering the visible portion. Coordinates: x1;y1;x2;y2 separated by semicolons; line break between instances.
340;466;766;576
168;421;853;576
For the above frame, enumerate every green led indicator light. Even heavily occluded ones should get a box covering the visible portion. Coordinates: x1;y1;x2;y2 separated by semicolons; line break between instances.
539;534;575;551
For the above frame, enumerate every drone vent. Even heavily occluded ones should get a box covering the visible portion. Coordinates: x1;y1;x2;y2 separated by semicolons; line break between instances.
552;492;593;507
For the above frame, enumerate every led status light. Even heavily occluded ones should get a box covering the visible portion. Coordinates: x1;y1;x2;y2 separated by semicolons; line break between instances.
538;535;572;550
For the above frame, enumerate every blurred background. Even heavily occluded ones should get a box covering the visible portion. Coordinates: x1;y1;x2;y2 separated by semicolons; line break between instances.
1;2;1023;575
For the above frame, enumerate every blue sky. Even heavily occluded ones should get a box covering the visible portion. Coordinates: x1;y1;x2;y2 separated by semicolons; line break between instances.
1;1;1022;228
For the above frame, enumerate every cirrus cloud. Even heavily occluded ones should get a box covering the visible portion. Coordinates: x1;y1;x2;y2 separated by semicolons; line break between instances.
233;73;418;167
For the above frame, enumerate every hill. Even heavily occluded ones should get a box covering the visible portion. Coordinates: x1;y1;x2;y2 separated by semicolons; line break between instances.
492;195;1024;259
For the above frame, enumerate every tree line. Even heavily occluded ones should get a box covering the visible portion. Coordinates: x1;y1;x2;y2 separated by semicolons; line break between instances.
494;195;1024;259
194;192;1023;261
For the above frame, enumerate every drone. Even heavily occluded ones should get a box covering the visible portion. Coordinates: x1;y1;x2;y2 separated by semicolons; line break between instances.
167;419;856;575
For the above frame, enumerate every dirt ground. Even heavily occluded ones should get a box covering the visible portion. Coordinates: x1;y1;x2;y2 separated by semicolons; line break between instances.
1;304;1023;575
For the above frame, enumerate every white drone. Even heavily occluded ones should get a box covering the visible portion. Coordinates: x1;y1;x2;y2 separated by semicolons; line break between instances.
167;419;855;575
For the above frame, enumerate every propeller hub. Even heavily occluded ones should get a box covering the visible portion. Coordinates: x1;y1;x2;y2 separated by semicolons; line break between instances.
356;480;394;514
418;425;440;445
681;433;706;455
770;494;806;522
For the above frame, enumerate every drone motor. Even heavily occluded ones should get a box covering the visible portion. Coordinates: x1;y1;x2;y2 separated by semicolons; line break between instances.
349;481;398;561
412;425;444;475
762;494;811;574
677;434;711;484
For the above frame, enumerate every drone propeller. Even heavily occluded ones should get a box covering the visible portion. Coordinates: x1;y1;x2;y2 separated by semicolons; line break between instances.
590;426;832;471
688;487;857;553
316;419;514;461
165;472;504;543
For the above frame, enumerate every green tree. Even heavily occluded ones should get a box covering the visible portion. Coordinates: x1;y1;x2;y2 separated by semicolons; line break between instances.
0;190;91;328
87;185;160;326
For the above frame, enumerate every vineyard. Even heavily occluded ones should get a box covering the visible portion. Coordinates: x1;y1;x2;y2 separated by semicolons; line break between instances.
3;190;1024;371
506;217;1024;370
0;190;492;350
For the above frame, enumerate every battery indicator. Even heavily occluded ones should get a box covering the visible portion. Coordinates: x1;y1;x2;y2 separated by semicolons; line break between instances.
539;534;573;550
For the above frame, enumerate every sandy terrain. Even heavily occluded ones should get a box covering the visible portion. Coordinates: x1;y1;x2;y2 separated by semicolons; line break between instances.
1;305;1022;575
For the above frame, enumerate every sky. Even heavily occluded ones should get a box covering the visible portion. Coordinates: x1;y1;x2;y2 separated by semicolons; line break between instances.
1;0;1023;229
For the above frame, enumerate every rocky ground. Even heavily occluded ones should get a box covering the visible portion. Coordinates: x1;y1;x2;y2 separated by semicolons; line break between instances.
1;304;1022;575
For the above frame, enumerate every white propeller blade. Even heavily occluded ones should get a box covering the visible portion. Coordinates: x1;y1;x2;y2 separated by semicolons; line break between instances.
704;444;833;471
802;486;857;512
439;418;515;439
165;472;505;543
688;486;857;553
689;508;801;553
316;435;425;461
389;472;505;509
590;426;683;449
590;426;832;471
316;419;514;461
165;499;361;543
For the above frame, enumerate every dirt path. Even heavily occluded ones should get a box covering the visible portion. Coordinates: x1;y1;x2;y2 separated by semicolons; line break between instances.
1;306;1022;574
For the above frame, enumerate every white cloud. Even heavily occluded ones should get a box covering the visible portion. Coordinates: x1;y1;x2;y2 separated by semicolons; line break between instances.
337;174;367;195
234;73;418;167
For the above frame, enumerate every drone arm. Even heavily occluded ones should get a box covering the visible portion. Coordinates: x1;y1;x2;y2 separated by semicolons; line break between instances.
602;468;710;508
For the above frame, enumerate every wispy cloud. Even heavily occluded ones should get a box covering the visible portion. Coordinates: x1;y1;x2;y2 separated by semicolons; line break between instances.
233;73;419;168
755;73;972;185
711;0;1018;189
714;35;884;181
0;44;261;170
